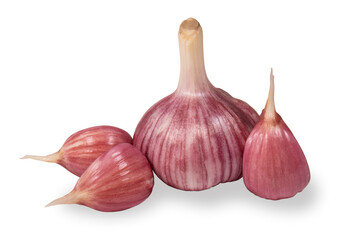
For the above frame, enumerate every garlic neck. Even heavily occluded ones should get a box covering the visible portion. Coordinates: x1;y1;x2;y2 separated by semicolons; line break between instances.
176;18;211;94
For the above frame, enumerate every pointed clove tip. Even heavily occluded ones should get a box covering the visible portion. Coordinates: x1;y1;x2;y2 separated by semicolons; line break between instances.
45;201;57;208
20;154;44;160
270;68;274;95
45;200;64;208
19;152;61;163
264;68;276;120
270;68;274;84
45;192;79;208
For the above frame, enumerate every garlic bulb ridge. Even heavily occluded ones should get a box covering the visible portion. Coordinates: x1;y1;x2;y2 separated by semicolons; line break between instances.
133;18;259;191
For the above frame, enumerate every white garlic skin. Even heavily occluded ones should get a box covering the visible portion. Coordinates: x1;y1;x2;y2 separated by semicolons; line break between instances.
134;89;258;191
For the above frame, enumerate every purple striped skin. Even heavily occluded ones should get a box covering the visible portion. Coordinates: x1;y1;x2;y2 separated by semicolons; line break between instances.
243;112;310;200
133;18;259;191
60;126;132;176
243;70;310;200
47;143;154;212
133;89;258;191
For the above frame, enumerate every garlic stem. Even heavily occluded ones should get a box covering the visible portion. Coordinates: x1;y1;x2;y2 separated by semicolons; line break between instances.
46;191;80;207
177;18;211;94
264;68;276;120
21;151;62;163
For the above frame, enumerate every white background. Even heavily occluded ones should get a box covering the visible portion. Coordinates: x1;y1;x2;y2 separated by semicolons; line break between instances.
1;0;347;239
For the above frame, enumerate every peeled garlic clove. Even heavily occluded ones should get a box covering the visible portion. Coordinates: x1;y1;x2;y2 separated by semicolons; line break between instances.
243;69;310;200
46;143;154;212
133;18;259;191
22;126;132;176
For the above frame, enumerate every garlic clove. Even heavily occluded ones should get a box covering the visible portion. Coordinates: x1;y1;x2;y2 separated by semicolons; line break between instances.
133;18;259;191
22;126;132;176
243;69;310;200
46;143;154;212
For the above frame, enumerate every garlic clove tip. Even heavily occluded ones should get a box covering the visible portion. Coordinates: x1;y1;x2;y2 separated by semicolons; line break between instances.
20;151;62;163
264;68;276;121
46;191;79;207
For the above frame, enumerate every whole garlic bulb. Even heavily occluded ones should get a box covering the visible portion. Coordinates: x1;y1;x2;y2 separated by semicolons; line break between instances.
133;18;259;191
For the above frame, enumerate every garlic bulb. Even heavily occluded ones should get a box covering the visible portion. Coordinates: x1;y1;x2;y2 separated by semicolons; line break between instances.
133;18;259;191
243;69;310;200
22;126;132;176
46;143;154;212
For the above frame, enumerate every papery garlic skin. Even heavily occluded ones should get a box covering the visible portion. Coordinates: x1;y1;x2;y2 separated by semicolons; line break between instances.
46;143;154;212
243;70;310;200
133;18;259;191
22;126;132;176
